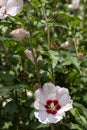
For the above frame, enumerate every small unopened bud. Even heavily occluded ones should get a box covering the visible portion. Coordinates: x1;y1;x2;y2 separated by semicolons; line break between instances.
37;55;43;62
61;40;74;50
51;42;57;49
44;27;50;33
24;49;35;64
77;52;84;59
26;90;33;97
34;82;39;88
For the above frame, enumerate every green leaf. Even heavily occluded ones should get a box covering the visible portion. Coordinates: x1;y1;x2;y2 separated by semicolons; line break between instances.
68;123;82;130
3;101;18;115
48;50;59;68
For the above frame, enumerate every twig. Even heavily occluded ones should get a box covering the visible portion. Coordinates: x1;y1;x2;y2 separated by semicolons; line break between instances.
2;43;11;66
51;124;55;130
41;3;51;49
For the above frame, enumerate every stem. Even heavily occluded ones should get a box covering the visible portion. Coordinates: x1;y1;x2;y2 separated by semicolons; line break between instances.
41;3;51;49
35;65;41;87
17;113;21;130
24;89;28;99
79;1;85;29
2;43;11;66
27;33;41;87
51;66;55;84
73;38;79;56
0;102;2;116
15;91;21;130
31;48;41;87
73;38;82;75
51;124;55;130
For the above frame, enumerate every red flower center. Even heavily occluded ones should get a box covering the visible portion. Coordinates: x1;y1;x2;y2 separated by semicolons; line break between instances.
45;100;61;115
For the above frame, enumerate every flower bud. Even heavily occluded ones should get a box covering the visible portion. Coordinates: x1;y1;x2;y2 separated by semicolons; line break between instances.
24;49;35;64
10;28;30;40
77;52;84;59
37;55;43;62
61;40;74;50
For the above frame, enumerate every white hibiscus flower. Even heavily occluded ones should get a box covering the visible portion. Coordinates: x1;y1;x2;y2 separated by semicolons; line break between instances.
34;83;73;124
68;0;80;10
0;0;23;19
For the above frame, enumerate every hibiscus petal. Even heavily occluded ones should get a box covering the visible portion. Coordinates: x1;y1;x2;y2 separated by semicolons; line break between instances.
59;93;71;106
6;6;18;16
56;86;69;101
47;113;64;124
34;111;48;124
42;83;57;100
68;0;79;9
58;102;73;115
0;0;7;6
34;100;45;110
0;14;6;19
34;111;64;124
34;88;47;104
72;0;79;4
6;0;23;15
34;102;66;124
34;83;57;104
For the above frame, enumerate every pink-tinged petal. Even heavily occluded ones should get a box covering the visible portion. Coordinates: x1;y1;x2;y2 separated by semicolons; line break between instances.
42;83;57;100
34;88;47;104
56;86;69;94
34;100;45;110
43;82;55;91
0;14;6;19
68;0;80;9
0;0;7;6
6;0;23;9
72;0;79;4
62;102;73;112
34;83;57;105
34;111;64;124
56;86;69;101
34;111;49;124
59;93;71;106
6;0;23;15
47;113;64;124
6;7;18;16
58;102;73;115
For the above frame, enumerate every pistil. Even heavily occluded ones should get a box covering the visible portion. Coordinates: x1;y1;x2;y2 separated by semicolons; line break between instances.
45;100;61;115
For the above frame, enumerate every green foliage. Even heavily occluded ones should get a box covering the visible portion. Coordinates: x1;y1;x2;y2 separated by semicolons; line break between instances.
0;0;87;130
